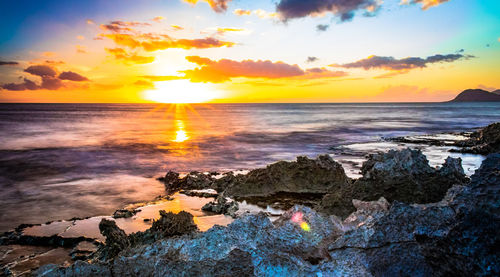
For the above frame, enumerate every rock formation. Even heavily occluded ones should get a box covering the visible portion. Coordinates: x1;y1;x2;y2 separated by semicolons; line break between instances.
455;122;500;154
318;148;467;218
35;153;500;276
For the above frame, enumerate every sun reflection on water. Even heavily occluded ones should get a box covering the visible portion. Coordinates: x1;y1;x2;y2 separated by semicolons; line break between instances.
173;119;189;142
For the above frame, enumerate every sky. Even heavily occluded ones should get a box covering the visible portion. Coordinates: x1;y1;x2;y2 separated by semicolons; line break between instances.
0;0;499;103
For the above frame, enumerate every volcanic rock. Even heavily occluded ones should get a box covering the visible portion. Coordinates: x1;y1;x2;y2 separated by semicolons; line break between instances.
202;194;239;217
318;148;467;218
455;122;500;154
34;152;500;277
224;155;349;197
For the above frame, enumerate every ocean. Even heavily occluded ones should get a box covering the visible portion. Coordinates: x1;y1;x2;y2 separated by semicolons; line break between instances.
1;102;499;232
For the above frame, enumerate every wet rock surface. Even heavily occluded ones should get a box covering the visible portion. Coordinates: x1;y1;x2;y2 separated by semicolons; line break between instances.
201;194;239;217
455;122;500;154
319;148;468;218
95;210;198;261
36;153;499;276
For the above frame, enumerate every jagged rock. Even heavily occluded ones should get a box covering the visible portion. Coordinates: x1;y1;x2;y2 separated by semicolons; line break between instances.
158;171;216;192
70;241;98;261
150;210;198;236
202;194;239;217
225;155;349;197
455;122;500;154
33;154;499;276
34;153;500;277
112;208;137;219
98;219;129;260
319;148;467;218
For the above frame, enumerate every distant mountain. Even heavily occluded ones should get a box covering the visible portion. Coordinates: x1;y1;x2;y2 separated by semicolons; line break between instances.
450;89;500;102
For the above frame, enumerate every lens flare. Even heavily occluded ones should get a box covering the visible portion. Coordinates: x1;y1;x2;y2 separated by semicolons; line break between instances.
291;211;311;232
300;222;311;232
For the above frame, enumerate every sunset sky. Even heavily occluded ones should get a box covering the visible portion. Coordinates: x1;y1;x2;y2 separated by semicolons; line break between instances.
1;0;499;103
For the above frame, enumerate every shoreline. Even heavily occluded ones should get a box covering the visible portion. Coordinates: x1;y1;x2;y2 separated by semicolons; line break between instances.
1;122;499;275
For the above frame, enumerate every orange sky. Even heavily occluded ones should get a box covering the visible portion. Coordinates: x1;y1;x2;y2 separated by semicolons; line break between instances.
1;0;499;103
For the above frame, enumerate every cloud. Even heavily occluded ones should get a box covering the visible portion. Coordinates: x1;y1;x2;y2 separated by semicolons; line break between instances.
216;27;244;35
336;53;474;71
86;19;95;25
102;33;234;51
58;71;89;81
233;8;278;19
105;48;155;64
0;61;19;66
24;65;57;77
316;24;330;31
133;80;155;88
40;76;64;90
152;16;165;23
76;35;85;40
276;0;382;22
171;56;347;83
1;78;38;91
1;64;90;91
100;20;151;33
253;9;279;19
182;0;232;13
400;0;451;10
233;9;251;16
181;56;304;82
306;57;319;63
171;25;184;31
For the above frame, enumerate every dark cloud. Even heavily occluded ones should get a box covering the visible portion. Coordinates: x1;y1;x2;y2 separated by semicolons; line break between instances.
0;61;19;66
337;53;474;71
40;76;64;90
276;0;381;22
1;78;38;91
306;57;319;63
58;71;89;81
1;65;88;91
24;65;57;77
316;24;330;31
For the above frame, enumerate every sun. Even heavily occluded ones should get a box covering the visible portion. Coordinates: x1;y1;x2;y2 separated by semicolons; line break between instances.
143;80;221;103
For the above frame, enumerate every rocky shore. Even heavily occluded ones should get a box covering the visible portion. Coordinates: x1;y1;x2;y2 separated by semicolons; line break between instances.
1;122;499;276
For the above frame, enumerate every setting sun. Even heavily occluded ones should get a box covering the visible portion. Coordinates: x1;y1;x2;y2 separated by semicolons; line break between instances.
143;80;221;103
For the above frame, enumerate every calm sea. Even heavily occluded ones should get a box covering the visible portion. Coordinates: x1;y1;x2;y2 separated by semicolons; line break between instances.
1;103;499;231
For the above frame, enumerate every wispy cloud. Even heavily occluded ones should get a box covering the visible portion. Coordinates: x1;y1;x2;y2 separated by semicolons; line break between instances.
400;0;451;10
0;61;19;66
182;0;232;13
335;53;474;71
152;16;165;23
105;48;155;64
233;9;278;19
